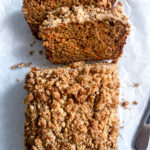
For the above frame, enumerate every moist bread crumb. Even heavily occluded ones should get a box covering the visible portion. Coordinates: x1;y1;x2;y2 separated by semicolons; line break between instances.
24;62;120;150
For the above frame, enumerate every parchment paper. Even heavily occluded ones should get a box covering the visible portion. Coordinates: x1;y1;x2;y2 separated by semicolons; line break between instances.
0;0;150;149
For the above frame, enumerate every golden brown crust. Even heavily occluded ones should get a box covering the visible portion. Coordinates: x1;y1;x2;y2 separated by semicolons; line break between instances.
22;0;116;38
24;62;120;150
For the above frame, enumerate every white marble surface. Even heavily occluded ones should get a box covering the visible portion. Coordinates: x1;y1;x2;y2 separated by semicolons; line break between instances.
0;0;150;149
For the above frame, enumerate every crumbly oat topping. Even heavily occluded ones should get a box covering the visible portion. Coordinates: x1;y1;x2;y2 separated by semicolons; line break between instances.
11;62;32;69
42;3;129;29
24;62;119;150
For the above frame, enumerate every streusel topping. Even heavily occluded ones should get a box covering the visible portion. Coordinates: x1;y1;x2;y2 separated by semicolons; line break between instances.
24;62;119;150
42;3;129;28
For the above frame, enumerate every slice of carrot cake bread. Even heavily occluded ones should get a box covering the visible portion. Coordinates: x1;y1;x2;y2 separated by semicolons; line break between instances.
22;0;116;38
24;62;120;150
39;3;130;64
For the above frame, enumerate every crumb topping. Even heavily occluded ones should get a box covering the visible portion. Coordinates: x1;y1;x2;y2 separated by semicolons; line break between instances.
42;4;129;29
24;62;119;150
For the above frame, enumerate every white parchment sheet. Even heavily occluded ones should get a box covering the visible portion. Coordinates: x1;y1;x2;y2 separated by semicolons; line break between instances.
0;0;150;149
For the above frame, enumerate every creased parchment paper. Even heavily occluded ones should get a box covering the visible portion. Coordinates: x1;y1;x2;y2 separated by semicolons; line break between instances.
0;0;150;149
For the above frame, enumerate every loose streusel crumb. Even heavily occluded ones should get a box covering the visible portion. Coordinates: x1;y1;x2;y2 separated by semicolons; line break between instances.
11;65;17;69
120;125;124;129
26;63;32;67
11;63;32;69
24;62;120;150
125;106;129;110
39;50;43;55
133;101;138;105
121;101;130;107
30;66;39;72
134;83;140;87
29;51;34;55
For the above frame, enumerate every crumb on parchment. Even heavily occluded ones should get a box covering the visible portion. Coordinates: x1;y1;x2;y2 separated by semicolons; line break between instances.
121;101;130;107
11;63;32;69
29;51;34;55
39;50;43;55
134;83;140;87
120;125;124;129
133;101;138;105
125;106;129;110
30;66;39;71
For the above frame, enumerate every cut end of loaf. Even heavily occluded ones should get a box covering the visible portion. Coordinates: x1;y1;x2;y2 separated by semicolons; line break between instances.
39;20;130;64
38;3;130;64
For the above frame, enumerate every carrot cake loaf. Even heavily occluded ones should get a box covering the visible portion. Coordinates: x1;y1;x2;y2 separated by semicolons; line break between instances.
24;62;120;150
39;3;130;64
22;0;116;38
